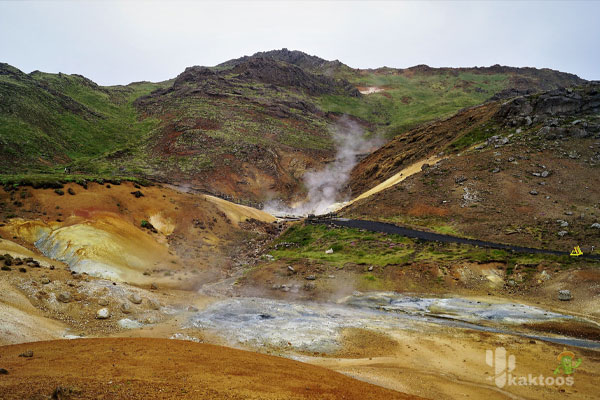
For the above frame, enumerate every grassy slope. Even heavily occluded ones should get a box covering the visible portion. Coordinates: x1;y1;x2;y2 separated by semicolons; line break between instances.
270;223;584;271
0;65;167;174
0;56;584;191
81;84;334;182
319;71;509;137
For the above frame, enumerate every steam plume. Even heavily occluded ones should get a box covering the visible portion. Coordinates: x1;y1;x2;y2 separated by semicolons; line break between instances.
265;117;382;216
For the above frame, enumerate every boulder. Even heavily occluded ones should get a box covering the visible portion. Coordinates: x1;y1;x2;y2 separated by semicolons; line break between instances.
540;270;551;281
558;290;572;301
96;308;111;319
120;302;132;314
454;176;468;184
57;292;71;303
129;293;143;304
148;299;161;310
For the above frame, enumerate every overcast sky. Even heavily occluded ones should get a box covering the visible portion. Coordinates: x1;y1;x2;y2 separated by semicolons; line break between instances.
1;1;598;85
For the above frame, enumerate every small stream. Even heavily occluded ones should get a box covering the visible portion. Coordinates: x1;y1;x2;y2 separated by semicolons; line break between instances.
187;292;600;353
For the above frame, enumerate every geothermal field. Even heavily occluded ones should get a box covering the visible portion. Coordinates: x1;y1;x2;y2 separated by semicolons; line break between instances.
1;2;600;398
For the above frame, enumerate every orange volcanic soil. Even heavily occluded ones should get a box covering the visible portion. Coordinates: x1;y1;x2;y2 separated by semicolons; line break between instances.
0;338;420;400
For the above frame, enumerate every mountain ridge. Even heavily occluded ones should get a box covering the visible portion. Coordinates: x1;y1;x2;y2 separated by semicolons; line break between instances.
0;50;588;204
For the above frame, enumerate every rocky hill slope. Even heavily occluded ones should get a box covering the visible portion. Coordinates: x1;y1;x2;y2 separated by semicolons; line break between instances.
344;82;600;251
0;50;586;204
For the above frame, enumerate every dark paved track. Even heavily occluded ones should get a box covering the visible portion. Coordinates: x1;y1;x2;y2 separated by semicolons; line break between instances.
311;218;600;260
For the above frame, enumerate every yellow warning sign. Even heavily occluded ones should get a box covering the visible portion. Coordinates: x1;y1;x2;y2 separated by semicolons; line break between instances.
570;246;583;257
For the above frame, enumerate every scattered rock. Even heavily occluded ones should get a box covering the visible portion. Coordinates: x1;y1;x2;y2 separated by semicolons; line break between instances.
148;299;161;310
492;168;500;173
57;292;71;303
557;231;568;237
98;299;109;306
18;350;33;358
41;277;50;284
287;265;295;273
131;190;144;198
1;265;10;271
325;248;333;254
529;190;538;195
0;368;7;375
368;266;373;272
305;275;316;280
140;220;157;232
51;386;81;399
96;308;110;319
120;302;132;314
541;170;550;178
540;270;551;281
591;223;600;229
558;290;572;301
565;211;574;216
454;175;468;184
67;188;75;196
129;293;143;304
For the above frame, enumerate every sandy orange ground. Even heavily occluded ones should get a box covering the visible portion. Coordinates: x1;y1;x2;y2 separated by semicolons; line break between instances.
0;338;421;400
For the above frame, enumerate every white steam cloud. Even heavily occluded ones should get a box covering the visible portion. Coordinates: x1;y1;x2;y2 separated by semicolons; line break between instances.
264;117;382;216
